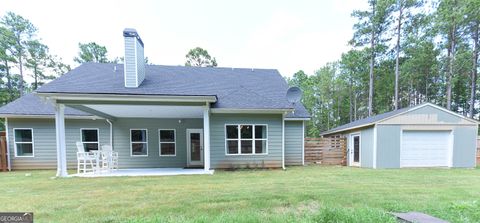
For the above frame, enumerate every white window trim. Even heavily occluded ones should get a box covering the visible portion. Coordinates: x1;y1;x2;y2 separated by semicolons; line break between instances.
13;128;34;158
158;129;176;157
130;128;148;157
224;124;268;156
80;128;100;151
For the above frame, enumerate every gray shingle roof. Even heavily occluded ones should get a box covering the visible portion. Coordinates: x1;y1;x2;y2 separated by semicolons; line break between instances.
0;94;91;117
2;63;309;118
321;106;412;135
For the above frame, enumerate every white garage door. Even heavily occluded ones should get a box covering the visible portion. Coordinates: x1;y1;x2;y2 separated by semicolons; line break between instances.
401;130;452;167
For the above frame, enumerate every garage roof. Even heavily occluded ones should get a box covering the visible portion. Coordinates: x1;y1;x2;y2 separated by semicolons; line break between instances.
321;103;478;135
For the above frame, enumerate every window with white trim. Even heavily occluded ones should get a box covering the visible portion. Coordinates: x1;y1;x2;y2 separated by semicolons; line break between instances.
131;129;148;156
14;129;34;157
226;124;267;155
159;129;176;156
81;129;99;152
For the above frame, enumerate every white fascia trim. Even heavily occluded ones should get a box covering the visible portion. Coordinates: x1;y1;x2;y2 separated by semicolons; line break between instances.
0;114;100;119
35;92;217;103
284;118;311;121
320;123;375;136
211;108;293;114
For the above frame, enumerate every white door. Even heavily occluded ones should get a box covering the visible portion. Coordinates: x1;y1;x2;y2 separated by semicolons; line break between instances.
349;133;361;166
187;129;204;166
401;130;452;167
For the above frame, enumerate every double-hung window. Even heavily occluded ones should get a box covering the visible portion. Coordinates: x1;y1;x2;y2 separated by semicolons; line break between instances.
226;124;267;155
131;129;148;156
159;129;176;156
14;128;34;157
81;129;99;152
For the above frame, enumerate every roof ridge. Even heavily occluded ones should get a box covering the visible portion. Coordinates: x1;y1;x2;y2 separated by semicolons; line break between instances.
87;62;280;72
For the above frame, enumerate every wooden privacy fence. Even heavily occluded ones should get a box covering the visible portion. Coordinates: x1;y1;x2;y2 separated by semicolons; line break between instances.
0;131;7;171
304;136;347;165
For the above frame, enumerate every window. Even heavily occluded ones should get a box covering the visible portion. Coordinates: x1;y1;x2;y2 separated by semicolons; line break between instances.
81;129;99;152
225;124;267;155
131;129;148;156
159;129;176;156
14;129;34;157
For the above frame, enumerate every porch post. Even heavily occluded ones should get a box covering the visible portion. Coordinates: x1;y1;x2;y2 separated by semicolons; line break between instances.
55;103;68;177
203;106;210;171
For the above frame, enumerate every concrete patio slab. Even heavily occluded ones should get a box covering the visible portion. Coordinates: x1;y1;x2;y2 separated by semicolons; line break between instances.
71;168;214;177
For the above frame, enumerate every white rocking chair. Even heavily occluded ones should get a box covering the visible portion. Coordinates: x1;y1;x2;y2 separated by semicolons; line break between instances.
76;142;96;174
101;145;119;170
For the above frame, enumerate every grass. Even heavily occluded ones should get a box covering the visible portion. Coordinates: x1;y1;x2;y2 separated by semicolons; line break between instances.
1;166;480;223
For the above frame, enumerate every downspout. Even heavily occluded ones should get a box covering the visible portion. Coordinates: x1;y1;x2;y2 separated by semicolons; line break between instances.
282;113;286;170
373;124;377;169
302;120;305;166
106;119;113;148
5;118;11;171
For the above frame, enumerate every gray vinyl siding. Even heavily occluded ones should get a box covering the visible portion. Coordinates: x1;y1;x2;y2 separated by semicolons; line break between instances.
112;118;203;168
344;127;374;168
360;127;374;168
376;125;401;168
452;126;477;167
285;121;303;166
210;113;283;168
7;118;110;170
376;125;477;168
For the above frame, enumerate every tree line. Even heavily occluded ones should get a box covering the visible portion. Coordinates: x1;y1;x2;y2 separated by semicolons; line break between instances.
288;0;480;137
0;11;218;109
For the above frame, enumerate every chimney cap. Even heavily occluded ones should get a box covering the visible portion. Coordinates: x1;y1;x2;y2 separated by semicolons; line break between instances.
123;28;144;47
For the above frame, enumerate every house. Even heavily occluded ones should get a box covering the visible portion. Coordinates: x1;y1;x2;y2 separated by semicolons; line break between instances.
0;29;310;175
321;103;478;168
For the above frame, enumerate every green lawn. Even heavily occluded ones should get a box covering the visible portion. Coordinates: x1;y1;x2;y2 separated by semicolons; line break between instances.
1;166;479;223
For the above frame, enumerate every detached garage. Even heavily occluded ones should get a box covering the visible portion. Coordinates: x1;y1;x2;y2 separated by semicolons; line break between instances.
321;103;478;168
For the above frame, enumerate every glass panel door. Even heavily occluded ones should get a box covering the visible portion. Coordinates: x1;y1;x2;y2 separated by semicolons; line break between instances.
353;136;360;163
190;133;201;162
350;134;361;166
187;129;203;166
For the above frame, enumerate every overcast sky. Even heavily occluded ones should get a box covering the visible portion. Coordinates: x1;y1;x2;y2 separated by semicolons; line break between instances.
1;0;367;77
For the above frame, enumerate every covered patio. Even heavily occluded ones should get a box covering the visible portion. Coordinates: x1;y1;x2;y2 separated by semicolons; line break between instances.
71;168;214;177
38;93;217;177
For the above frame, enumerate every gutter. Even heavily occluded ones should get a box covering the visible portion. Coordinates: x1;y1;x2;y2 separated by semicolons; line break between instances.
320;123;375;136
211;108;294;114
35;92;217;103
282;113;286;170
284;117;311;121
0;114;99;119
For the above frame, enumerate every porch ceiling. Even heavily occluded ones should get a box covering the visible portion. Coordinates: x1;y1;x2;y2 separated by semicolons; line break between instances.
84;104;204;118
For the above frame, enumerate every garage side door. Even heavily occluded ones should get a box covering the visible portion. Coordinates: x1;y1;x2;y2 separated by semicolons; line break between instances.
401;130;451;167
